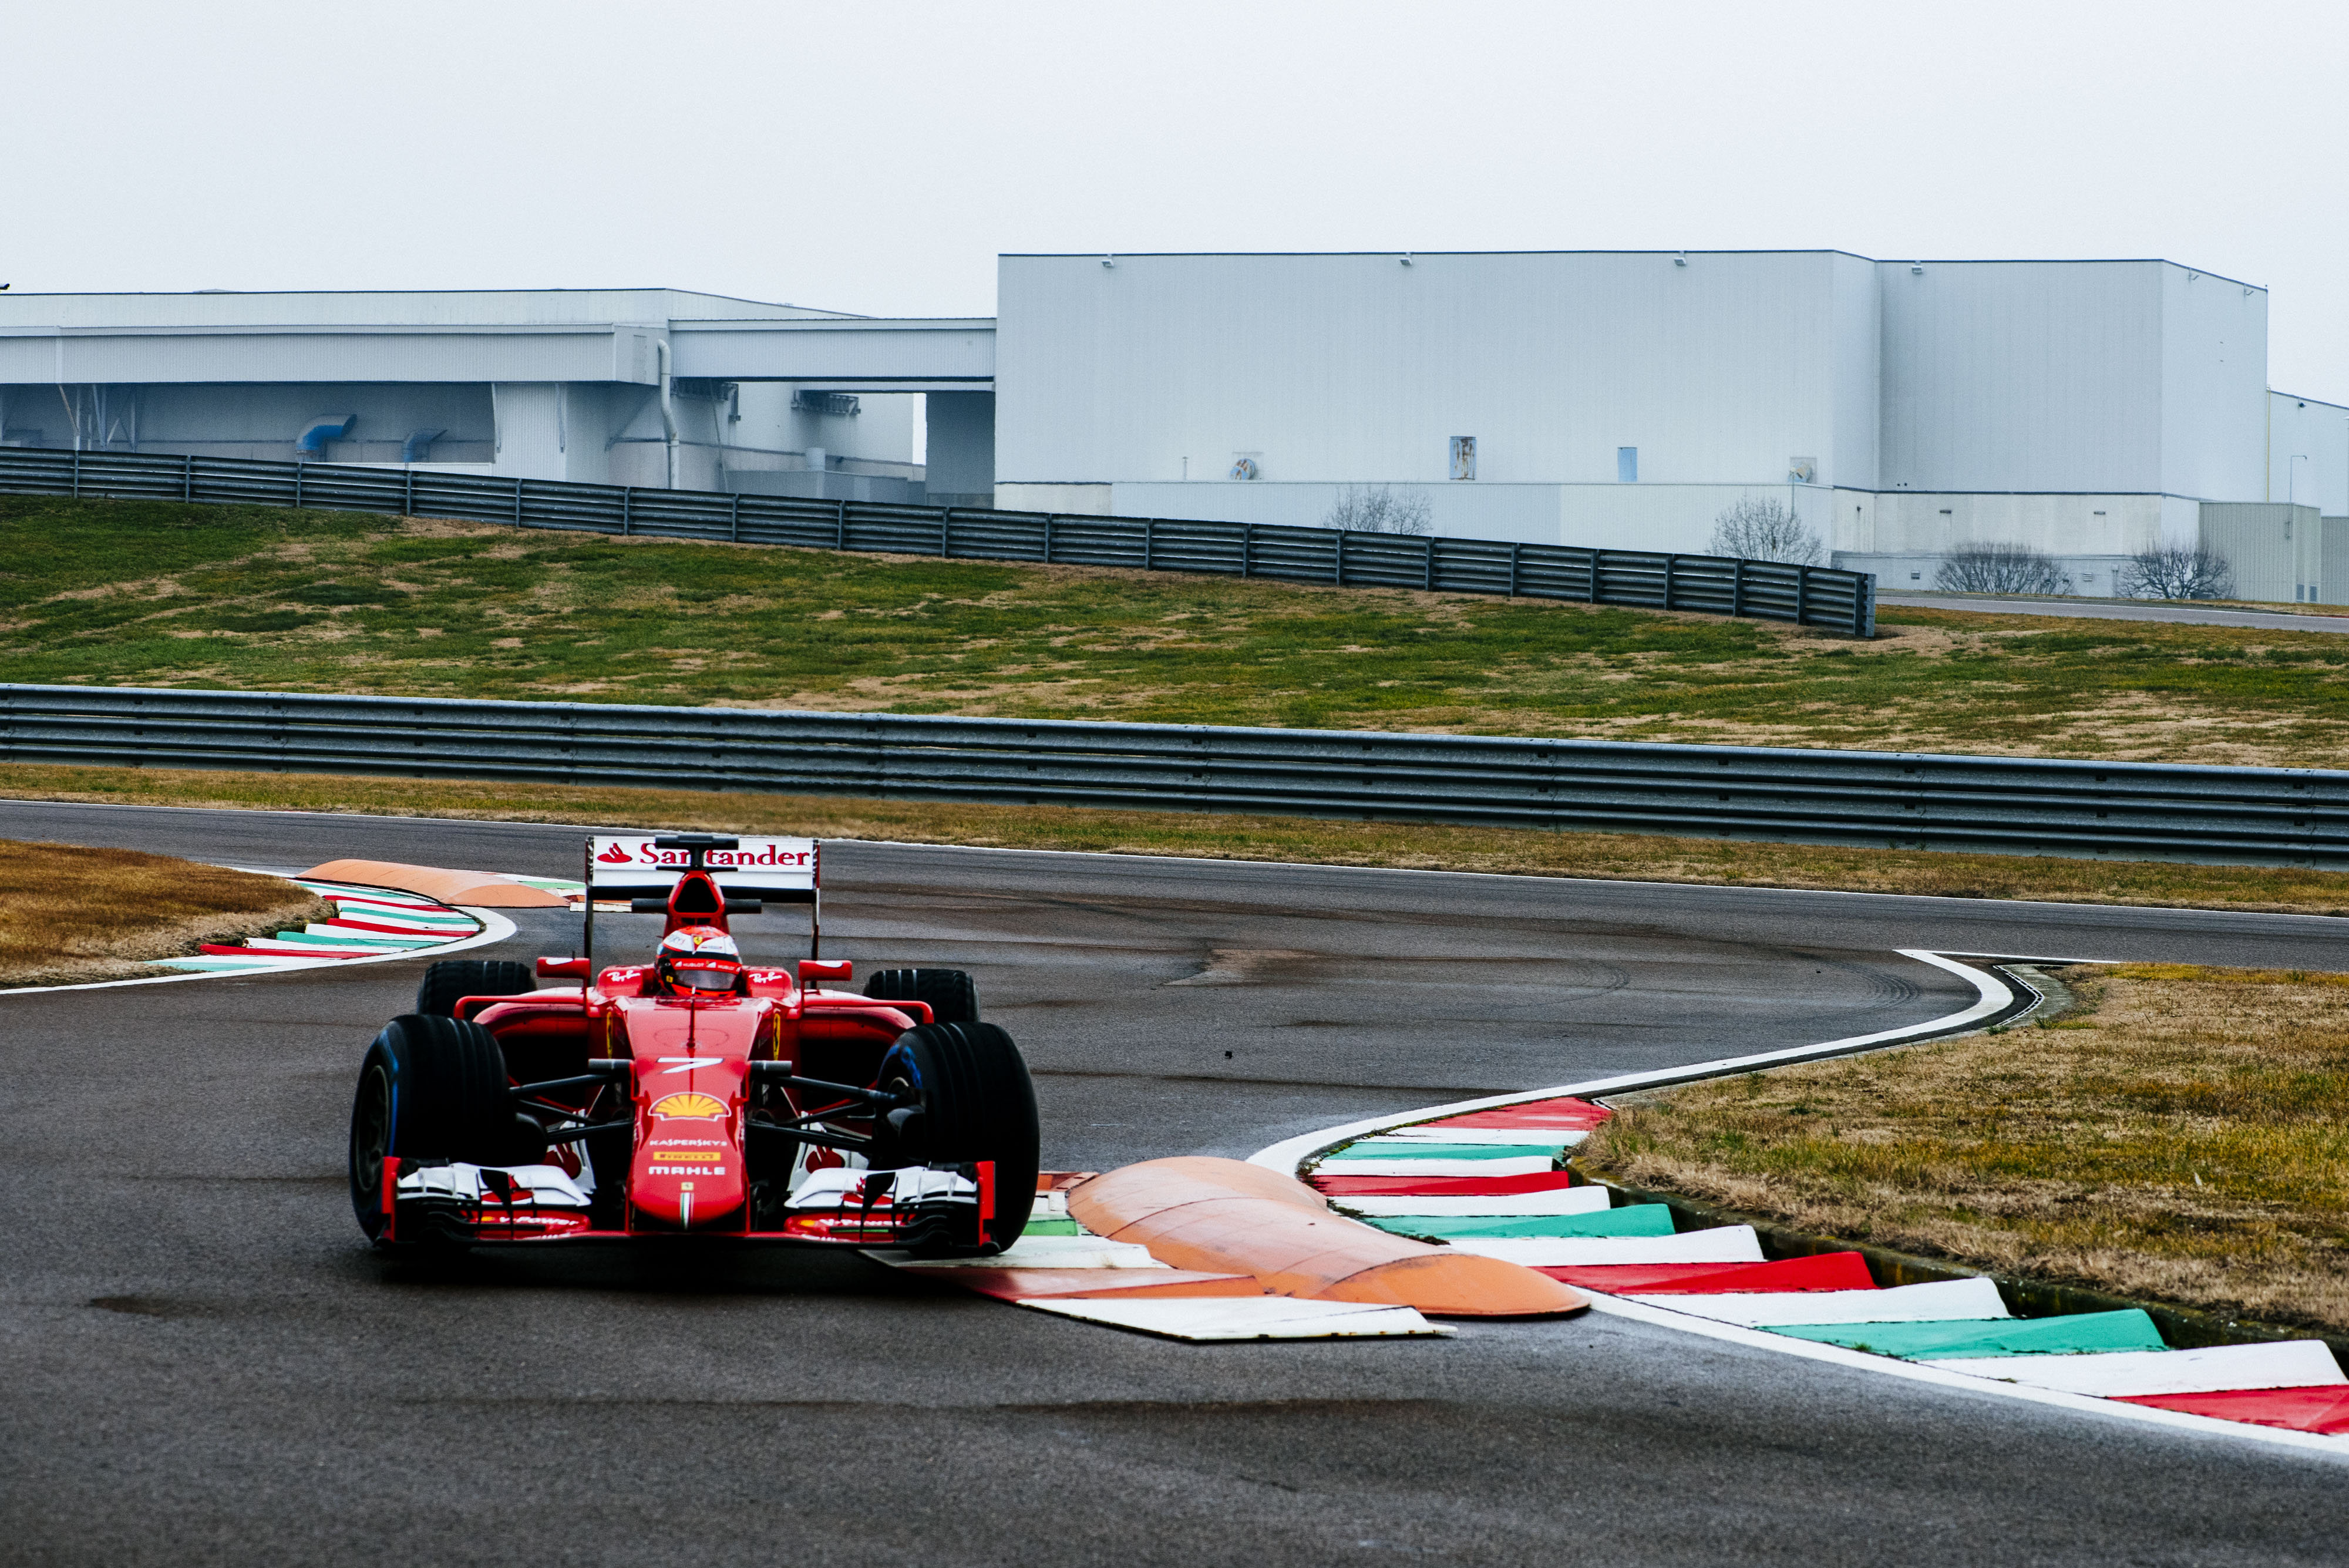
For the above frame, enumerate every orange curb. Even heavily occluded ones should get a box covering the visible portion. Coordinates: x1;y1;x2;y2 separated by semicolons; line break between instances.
1067;1157;1587;1318
302;859;567;908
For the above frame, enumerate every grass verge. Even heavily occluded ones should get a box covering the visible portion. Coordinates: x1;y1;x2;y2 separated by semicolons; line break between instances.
7;761;2349;917
0;836;328;985
11;494;2349;766
1578;963;2349;1334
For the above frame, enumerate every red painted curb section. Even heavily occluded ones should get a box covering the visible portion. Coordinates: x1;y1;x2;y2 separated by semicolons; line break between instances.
1068;1157;1589;1318
1423;1098;1611;1131
2115;1384;2349;1434
1542;1254;1879;1294
1310;1171;1584;1198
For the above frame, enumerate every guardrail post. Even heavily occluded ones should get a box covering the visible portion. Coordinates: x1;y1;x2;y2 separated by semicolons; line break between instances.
1335;529;1346;586
1043;515;1055;563
293;462;302;509
621;487;631;536
730;491;741;542
513;477;524;527
182;453;193;502
1731;557;1745;617
1143;518;1154;572
1663;554;1676;611
836;499;847;550
1586;549;1598;603
941;508;953;557
403;467;415;517
1423;534;1435;591
1795;566;1810;625
1241;523;1253;578
1853;573;1872;638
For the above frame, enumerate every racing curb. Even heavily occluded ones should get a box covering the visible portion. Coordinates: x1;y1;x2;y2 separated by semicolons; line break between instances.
1559;1160;2349;1367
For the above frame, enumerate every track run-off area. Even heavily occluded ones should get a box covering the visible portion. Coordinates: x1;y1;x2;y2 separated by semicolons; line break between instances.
4;799;2347;1566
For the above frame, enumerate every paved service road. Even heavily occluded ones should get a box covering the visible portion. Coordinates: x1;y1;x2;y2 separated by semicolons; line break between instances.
4;799;2344;1566
1882;591;2349;635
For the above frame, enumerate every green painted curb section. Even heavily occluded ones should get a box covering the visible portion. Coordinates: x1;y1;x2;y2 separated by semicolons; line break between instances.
1767;1309;2167;1360
1366;1205;1677;1240
1324;1142;1564;1162
1022;1218;1086;1236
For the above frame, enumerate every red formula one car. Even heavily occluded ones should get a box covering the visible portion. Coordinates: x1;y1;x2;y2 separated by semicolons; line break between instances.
346;834;1038;1254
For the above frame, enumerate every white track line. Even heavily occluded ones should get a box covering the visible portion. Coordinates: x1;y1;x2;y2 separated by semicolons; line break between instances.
1251;950;2011;1175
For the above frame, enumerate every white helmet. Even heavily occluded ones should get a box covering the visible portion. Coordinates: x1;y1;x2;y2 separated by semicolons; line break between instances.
656;926;743;994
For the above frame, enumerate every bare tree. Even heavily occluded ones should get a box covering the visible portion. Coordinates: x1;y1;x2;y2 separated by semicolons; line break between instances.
1934;542;2072;596
2118;545;2234;601
1323;484;1433;536
1707;496;1823;564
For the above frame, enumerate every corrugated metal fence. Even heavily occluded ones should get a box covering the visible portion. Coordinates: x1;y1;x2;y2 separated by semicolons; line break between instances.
0;446;1874;637
5;683;2343;867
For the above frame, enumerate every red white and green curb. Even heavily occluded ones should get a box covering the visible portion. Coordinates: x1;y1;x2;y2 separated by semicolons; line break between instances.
1252;950;2349;1459
0;874;525;996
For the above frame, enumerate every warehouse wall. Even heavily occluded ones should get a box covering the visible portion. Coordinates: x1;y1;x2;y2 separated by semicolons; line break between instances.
997;250;1862;498
2267;391;2349;513
2200;502;2324;604
1876;260;2173;494
0;381;494;465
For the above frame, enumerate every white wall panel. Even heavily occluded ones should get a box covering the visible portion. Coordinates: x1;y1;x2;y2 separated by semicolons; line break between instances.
1877;261;2168;493
2266;390;2349;514
997;251;1859;491
2161;268;2269;501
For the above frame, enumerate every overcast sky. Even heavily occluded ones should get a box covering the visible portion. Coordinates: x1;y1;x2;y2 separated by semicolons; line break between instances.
9;1;2347;399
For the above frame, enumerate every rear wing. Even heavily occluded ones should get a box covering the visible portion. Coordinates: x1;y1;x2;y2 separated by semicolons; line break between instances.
582;834;822;967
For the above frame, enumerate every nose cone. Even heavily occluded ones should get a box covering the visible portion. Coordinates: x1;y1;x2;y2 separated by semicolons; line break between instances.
632;1089;748;1230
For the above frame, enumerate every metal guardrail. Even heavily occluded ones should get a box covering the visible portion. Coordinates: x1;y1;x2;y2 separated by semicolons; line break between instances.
0;446;1874;637
4;683;2344;867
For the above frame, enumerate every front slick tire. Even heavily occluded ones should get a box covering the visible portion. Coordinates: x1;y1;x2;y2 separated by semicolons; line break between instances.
873;1022;1038;1256
348;1013;537;1248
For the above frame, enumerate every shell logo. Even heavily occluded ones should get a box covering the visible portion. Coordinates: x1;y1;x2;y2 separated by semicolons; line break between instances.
649;1092;728;1121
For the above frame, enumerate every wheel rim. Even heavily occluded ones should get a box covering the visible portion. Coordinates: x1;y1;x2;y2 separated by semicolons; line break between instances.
351;1061;393;1230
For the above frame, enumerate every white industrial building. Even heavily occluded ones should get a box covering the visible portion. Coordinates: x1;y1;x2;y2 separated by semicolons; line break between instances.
3;250;2343;600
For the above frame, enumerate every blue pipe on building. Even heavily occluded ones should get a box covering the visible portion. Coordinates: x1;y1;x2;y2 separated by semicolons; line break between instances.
295;414;355;455
401;428;446;463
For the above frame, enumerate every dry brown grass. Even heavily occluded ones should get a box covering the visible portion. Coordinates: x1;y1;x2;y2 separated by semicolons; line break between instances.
9;761;2349;917
0;837;328;984
1580;964;2349;1333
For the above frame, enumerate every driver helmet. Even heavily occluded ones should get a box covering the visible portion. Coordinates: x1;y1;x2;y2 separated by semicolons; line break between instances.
656;926;744;995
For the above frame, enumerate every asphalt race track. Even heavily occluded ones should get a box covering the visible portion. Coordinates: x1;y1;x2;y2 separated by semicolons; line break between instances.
4;798;2347;1566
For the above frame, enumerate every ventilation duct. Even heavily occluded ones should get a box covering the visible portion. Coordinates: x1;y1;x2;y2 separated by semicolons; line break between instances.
295;414;355;456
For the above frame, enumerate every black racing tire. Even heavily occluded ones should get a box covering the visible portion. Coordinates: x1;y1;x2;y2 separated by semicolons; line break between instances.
863;968;980;1026
415;959;538;1018
348;1013;544;1246
869;1021;1038;1254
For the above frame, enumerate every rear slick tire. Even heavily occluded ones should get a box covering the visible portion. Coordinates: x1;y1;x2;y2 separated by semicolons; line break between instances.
863;968;978;1026
870;1021;1037;1255
348;1013;540;1246
415;959;537;1018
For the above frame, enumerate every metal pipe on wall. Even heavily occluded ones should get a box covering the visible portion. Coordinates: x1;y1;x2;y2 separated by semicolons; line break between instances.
655;340;677;490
